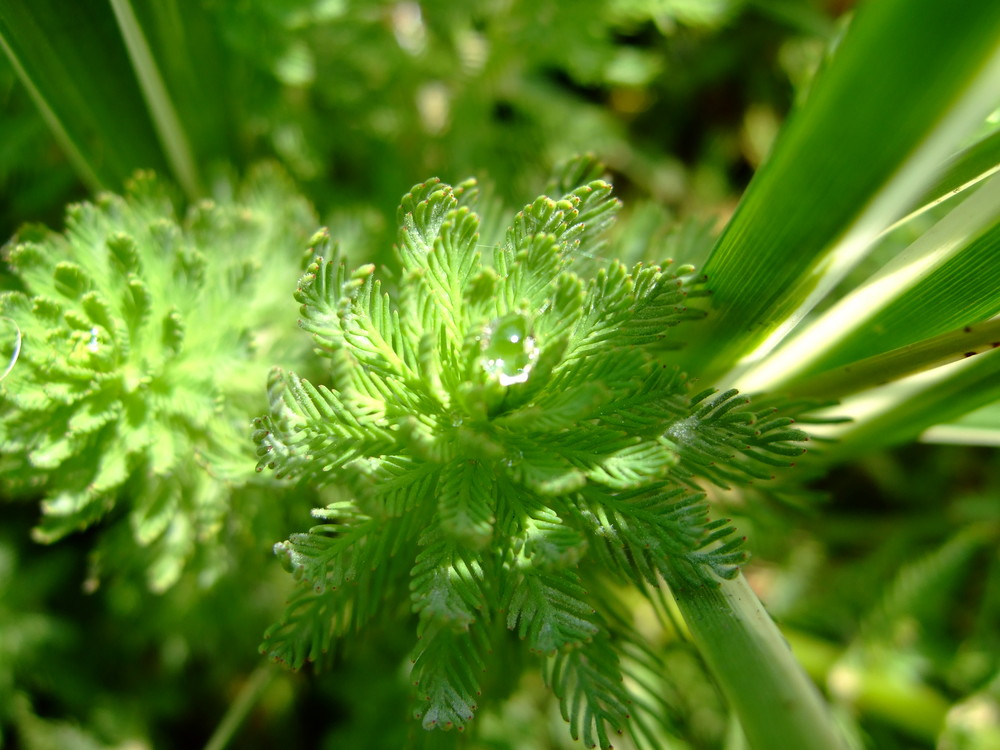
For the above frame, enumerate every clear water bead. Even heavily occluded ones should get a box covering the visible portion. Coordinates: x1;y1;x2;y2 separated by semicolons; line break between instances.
0;317;22;382
480;313;538;386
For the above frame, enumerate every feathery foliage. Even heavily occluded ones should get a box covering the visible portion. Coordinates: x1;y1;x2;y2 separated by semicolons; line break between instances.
0;165;318;589
4;0;999;747
256;160;807;745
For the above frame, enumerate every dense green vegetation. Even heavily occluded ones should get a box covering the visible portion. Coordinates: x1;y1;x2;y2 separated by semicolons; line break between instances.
1;1;999;748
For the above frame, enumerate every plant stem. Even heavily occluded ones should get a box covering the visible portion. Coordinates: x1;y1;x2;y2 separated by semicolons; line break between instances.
108;0;201;199
202;664;276;750
784;630;950;742
671;573;848;750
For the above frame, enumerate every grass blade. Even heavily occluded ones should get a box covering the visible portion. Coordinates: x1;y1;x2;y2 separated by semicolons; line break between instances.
885;125;1000;233
781;318;1000;402
129;0;237;172
108;0;201;198
0;0;170;191
684;0;1000;382
672;573;849;750
742;173;1000;391
922;401;1000;446
808;349;1000;460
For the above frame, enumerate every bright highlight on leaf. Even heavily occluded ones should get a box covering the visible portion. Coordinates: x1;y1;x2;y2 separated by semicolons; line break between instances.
256;160;808;744
0;317;21;382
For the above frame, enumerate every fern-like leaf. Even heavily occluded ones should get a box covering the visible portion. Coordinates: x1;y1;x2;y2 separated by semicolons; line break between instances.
260;587;341;669
257;165;809;743
665;388;809;488
436;458;496;549
253;368;397;480
506;568;600;655
0;165;319;588
545;634;632;750
411;535;491;632
411;622;490;732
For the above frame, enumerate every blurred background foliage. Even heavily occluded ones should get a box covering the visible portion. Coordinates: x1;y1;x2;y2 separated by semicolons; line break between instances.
2;1;998;749
0;0;841;251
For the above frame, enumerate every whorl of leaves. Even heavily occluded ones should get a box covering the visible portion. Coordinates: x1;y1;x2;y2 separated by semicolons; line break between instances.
0;165;317;590
256;158;807;746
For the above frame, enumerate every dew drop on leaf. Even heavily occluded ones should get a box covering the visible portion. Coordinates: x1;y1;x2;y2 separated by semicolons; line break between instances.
87;326;101;353
480;313;538;386
503;449;524;468
0;317;22;381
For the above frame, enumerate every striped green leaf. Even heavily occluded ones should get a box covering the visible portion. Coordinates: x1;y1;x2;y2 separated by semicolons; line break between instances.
683;0;1000;384
0;0;169;191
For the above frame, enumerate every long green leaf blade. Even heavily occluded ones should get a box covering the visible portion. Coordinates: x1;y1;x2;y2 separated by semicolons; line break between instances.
743;173;1000;391
782;317;1000;401
886;125;1000;232
810;349;1000;460
0;0;170;191
687;0;1000;382
108;0;201;198
922;400;1000;446
126;0;236;177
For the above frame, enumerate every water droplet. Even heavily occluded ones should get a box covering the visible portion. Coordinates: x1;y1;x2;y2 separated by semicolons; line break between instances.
480;313;538;386
503;449;524;469
666;416;698;445
0;317;22;382
86;326;101;353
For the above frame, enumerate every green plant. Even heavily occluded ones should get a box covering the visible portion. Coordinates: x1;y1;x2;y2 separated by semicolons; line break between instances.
2;0;1000;748
0;164;318;590
253;164;819;747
